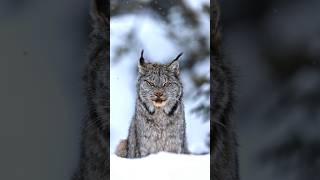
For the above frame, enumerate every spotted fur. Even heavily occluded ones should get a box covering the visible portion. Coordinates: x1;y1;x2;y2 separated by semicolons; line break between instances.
116;52;188;158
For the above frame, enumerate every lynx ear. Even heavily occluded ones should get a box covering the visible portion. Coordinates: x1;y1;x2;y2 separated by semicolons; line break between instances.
169;53;183;75
138;50;146;74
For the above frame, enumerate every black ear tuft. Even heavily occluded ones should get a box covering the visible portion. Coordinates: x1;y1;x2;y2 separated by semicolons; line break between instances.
173;52;183;61
138;50;146;74
140;49;145;65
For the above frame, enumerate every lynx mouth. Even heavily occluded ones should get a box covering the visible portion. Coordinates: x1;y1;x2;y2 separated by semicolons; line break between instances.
152;99;167;107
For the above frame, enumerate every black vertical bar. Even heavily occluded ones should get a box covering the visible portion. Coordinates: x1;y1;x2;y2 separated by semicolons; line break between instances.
72;0;110;179
210;0;240;179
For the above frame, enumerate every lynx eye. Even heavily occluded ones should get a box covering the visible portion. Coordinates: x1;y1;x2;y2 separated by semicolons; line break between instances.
162;82;166;87
145;80;155;87
163;82;171;87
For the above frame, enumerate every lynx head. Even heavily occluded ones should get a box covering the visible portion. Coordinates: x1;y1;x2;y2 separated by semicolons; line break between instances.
137;50;183;109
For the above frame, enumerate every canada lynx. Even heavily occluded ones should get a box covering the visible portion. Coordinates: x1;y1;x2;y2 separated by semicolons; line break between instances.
115;51;189;158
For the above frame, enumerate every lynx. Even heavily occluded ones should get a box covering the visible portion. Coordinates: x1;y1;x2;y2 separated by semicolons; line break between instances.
115;51;189;158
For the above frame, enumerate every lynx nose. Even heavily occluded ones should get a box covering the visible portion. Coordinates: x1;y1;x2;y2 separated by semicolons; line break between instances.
154;91;163;97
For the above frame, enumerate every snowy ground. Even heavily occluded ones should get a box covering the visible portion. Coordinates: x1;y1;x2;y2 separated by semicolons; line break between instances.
111;152;210;180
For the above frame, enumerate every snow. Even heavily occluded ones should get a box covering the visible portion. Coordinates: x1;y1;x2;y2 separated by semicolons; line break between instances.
184;0;209;11
111;152;210;180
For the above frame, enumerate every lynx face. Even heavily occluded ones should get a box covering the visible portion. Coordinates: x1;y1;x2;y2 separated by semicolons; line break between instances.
137;51;183;112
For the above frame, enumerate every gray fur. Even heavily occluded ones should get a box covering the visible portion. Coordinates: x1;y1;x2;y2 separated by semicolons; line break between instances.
126;53;188;158
211;0;239;179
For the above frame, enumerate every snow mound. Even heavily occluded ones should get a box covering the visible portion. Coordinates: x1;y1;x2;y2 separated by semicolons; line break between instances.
111;152;210;180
